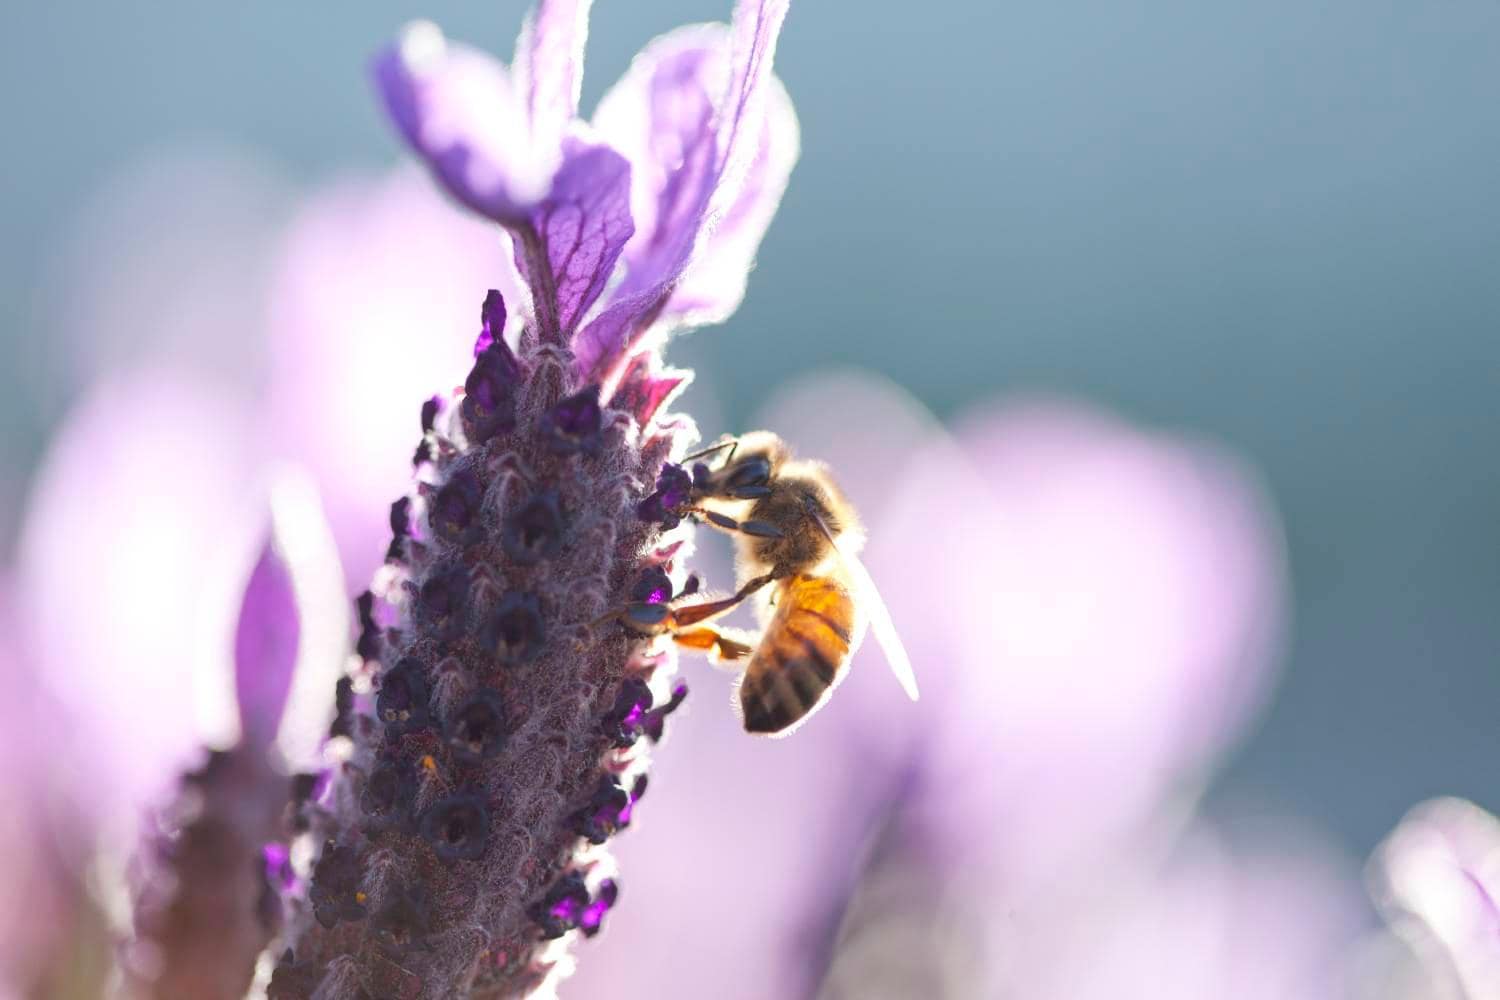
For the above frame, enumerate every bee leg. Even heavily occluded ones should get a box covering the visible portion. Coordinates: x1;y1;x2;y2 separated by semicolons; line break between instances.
680;438;739;465
670;573;779;628
673;625;756;665
685;507;783;539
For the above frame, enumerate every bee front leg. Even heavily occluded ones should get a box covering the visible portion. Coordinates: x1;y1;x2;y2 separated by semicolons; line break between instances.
685;507;783;540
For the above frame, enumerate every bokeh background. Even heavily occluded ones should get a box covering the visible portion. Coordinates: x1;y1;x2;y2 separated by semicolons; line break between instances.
2;1;1498;996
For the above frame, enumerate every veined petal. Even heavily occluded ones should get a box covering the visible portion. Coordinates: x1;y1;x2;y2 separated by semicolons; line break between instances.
233;530;300;752
665;72;798;326
514;136;635;338
373;21;554;224
713;0;793;209
594;26;726;271
575;0;793;381
516;0;594;151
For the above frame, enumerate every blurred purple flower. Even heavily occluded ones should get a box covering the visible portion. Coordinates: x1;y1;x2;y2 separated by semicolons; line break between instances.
1370;797;1500;999
13;367;350;820
263;169;516;590
0;580;107;998
15;367;267;817
567;373;1321;999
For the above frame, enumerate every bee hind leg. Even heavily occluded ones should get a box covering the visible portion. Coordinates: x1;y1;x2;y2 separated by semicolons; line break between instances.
673;625;755;666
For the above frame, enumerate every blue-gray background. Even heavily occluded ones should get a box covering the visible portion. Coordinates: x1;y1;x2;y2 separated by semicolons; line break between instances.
3;0;1497;861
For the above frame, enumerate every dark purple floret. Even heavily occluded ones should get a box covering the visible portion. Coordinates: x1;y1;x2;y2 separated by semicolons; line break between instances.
601;677;654;748
417;564;470;641
420;793;489;862
479;591;546;665
501;489;565;565
579;879;619;938
475;288;506;356
329;676;355;739
631;566;673;605
569;774;647;844
443;689;509;763
539;385;603;455
570;778;630;845
430;467;484;545
636;463;692;527
357;590;377;630
377;658;431;734
362;755;417;827
291;772;320;806
308;841;367;929
621;774;647;826
642;682;689;743
461;335;521;445
372;880;432;951
420;395;441;434
530;873;591;939
390;496;412;538
263;842;297;892
356;590;382;660
413;440;434;467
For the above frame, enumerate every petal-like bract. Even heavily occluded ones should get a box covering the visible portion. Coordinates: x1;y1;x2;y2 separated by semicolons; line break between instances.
514;138;635;338
232;532;300;752
374;23;550;224
574;0;795;381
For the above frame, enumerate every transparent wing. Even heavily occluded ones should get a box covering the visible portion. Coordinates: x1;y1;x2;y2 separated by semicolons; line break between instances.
808;511;920;702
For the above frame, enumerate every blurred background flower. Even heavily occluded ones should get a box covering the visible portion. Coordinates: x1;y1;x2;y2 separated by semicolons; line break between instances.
1366;798;1500;999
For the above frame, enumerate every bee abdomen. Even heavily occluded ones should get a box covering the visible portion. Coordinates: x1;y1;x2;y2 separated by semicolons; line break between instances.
739;574;855;735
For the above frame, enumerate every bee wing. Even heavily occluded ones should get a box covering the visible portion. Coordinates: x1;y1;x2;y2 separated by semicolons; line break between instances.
807;511;920;703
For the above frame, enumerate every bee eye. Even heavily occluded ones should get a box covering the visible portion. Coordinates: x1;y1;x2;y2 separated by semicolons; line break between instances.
727;458;771;488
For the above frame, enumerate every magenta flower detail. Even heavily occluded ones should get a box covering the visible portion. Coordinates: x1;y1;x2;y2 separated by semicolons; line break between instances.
275;1;797;997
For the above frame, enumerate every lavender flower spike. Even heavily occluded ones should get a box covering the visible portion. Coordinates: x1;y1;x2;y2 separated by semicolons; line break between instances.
278;2;796;997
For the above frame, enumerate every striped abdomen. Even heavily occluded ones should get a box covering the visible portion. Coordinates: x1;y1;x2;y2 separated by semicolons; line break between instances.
739;572;858;735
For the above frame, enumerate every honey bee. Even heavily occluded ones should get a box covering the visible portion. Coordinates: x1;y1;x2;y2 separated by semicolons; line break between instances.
622;432;919;736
